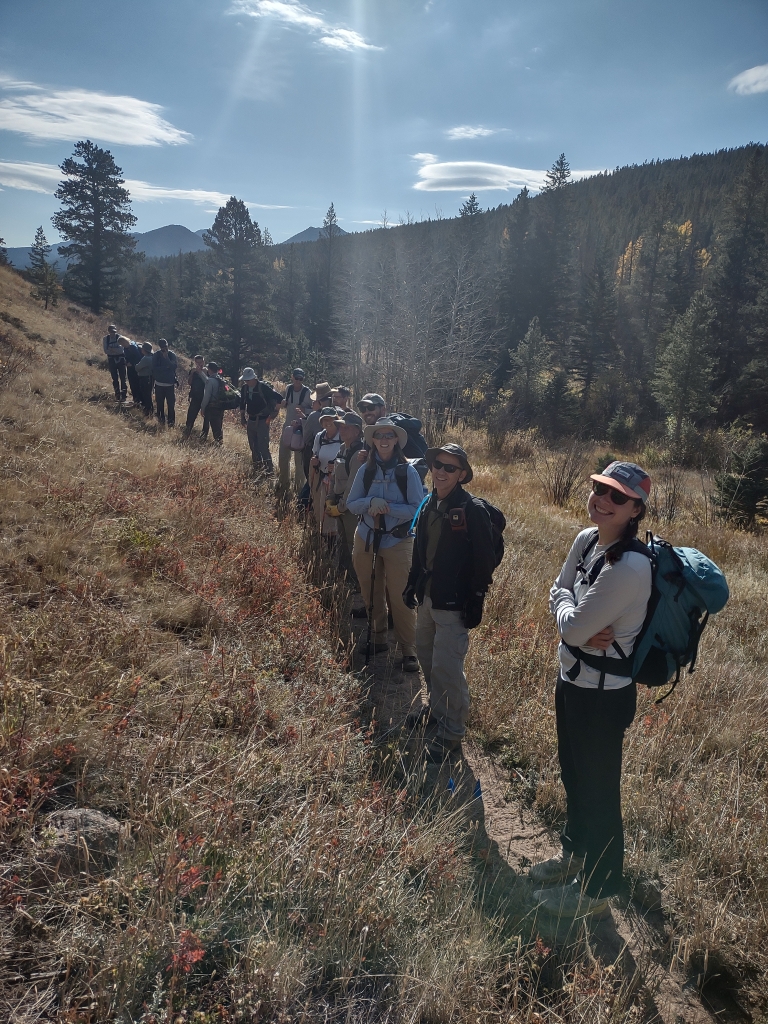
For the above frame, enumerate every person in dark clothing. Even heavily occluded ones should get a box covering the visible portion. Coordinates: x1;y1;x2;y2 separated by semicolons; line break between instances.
135;343;154;414
404;443;497;760
239;367;283;474
102;324;127;402
184;354;207;437
118;335;144;405
200;361;226;445
152;338;178;427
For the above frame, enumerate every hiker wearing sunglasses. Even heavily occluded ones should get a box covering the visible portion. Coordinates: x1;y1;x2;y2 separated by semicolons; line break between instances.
403;444;497;761
531;461;652;921
346;418;424;669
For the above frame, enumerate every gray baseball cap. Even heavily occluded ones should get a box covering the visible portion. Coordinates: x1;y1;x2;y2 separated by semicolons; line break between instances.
425;443;473;483
357;393;385;408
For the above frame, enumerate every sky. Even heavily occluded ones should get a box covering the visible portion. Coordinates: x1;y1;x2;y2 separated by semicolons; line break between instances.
1;0;767;246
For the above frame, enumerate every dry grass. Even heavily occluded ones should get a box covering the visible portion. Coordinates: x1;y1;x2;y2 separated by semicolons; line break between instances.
3;266;765;1022
459;429;768;1012
2;269;633;1024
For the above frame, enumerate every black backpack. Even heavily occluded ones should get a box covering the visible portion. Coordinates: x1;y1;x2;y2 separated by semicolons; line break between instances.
362;458;428;502
389;412;428;459
475;497;506;568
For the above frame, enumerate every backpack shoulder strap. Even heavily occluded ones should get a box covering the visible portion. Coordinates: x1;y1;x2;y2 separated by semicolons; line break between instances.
363;462;375;494
394;463;410;503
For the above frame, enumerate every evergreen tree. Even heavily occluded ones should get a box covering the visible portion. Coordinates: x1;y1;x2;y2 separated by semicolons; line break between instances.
52;140;138;312
538;153;575;344
652;291;717;444
0;236;8;267
29;226;59;310
203;197;273;371
708;146;768;418
572;250;617;410
507;317;550;424
459;193;482;217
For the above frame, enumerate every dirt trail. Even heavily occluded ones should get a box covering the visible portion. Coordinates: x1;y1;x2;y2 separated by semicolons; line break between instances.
351;621;743;1024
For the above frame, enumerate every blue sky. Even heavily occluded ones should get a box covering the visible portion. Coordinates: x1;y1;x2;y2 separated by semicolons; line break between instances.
1;0;767;246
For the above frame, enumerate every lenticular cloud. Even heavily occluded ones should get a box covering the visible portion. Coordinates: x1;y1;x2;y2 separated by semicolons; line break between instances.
0;80;190;146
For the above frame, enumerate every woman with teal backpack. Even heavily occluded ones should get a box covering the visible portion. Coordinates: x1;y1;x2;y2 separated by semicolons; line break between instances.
532;461;653;921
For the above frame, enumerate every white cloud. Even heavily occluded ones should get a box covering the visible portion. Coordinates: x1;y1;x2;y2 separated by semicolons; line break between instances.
728;64;768;96
0;77;190;146
0;160;289;209
446;125;497;140
412;153;600;192
232;0;381;52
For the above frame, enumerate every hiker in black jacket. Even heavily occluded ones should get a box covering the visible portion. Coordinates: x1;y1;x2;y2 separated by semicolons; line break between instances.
404;443;497;761
184;355;207;437
239;367;283;476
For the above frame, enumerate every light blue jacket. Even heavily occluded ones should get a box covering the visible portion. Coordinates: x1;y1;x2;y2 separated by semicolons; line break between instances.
346;458;423;550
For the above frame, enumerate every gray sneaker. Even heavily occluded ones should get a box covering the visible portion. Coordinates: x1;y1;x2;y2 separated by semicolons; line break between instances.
529;851;585;886
533;880;610;920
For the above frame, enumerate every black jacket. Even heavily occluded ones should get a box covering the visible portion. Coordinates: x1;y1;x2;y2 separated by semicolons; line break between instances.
407;484;496;611
241;380;283;419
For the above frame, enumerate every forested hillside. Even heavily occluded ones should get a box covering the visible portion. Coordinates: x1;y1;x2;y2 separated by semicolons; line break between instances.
116;143;768;442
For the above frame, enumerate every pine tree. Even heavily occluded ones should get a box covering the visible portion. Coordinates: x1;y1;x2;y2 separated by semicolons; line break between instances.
29;226;59;310
508;317;550;424
538;153;575;345
459;193;482;217
572;250;617;410
203;197;273;371
0;236;8;267
52;140;138;312
652;291;717;444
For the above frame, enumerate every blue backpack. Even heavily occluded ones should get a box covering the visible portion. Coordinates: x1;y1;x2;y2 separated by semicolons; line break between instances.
565;530;729;701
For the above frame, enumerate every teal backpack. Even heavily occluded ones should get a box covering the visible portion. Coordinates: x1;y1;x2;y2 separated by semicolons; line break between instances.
565;530;729;701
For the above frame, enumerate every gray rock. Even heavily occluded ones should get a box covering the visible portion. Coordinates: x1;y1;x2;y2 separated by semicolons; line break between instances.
35;808;128;877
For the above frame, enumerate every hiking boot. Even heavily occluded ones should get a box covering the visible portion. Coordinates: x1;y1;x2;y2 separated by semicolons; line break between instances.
406;704;431;728
533;880;610;920
529;851;585;886
424;735;462;763
401;655;419;673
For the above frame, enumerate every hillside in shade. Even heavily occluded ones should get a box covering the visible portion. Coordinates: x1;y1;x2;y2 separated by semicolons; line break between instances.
282;224;350;244
6;223;208;268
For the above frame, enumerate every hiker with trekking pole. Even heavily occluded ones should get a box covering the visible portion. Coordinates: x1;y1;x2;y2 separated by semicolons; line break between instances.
346;418;424;670
403;444;504;761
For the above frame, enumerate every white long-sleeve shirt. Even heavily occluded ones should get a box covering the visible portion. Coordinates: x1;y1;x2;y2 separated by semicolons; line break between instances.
550;528;652;689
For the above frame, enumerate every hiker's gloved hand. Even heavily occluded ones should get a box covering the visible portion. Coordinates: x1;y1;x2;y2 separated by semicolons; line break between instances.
462;594;485;629
587;626;614;650
325;499;342;517
368;497;390;515
402;584;418;609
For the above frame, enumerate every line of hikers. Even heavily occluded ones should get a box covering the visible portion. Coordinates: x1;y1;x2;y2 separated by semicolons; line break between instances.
101;324;730;924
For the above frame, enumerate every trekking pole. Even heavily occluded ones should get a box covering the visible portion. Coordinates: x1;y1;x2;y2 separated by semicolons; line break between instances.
365;515;382;667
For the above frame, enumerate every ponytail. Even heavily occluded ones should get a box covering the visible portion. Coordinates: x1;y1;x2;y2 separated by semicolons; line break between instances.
605;502;646;565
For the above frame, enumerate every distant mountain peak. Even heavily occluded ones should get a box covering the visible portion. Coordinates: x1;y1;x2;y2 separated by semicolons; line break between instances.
282;225;349;244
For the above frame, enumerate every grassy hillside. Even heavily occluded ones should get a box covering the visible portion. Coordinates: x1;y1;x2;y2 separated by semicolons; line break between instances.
1;264;767;1022
0;269;510;1022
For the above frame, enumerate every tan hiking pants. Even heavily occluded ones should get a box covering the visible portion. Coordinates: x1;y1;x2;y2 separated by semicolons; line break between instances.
352;533;416;656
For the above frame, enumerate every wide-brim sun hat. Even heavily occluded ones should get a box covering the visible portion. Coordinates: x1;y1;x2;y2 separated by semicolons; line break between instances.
425;444;473;484
311;382;333;401
590;461;651;503
240;366;257;382
363;417;408;449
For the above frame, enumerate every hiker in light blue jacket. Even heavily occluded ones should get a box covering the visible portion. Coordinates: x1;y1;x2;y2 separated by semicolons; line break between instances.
346;417;424;670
